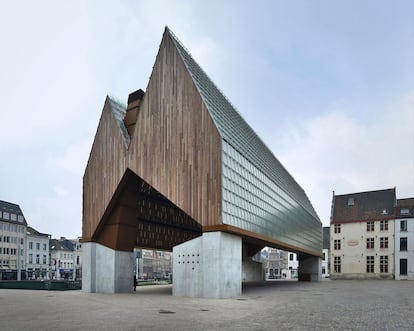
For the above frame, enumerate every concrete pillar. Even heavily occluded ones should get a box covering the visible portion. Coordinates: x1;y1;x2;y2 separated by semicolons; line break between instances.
82;242;134;293
242;247;263;281
173;232;242;298
298;255;322;281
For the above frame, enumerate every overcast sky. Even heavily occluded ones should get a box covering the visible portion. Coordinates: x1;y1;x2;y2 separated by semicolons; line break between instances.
1;1;413;239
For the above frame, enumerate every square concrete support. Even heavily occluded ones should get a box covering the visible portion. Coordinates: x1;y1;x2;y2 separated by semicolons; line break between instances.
82;242;134;293
298;255;322;281
242;258;263;281
173;232;242;298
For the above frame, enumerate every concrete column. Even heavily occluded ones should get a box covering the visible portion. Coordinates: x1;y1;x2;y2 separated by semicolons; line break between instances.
82;242;96;292
82;242;134;293
242;247;263;281
173;232;242;298
298;255;322;281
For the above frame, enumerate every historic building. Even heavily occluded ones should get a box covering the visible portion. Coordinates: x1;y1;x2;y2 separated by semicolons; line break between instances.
265;248;288;279
134;248;172;280
394;198;414;280
26;226;51;280
330;188;395;279
286;252;299;279
50;238;74;280
0;200;27;280
82;27;322;297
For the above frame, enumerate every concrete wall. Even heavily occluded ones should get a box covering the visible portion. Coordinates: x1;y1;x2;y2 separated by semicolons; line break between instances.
82;242;134;293
298;256;321;281
173;232;241;298
82;242;96;292
242;258;263;281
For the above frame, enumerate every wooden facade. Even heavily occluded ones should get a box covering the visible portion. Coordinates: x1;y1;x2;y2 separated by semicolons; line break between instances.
83;29;222;251
83;28;322;257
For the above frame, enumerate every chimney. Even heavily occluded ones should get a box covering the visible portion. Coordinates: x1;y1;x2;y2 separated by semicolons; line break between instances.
124;89;145;137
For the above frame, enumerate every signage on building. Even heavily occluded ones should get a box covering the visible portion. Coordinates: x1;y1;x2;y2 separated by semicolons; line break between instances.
347;240;359;246
59;269;73;273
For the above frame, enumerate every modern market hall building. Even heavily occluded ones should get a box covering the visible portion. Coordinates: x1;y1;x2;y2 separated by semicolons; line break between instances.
82;27;322;298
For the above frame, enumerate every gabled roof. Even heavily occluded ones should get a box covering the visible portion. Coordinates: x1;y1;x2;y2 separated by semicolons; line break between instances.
396;198;414;218
331;188;396;223
50;239;73;252
166;27;319;220
27;226;50;238
0;199;27;225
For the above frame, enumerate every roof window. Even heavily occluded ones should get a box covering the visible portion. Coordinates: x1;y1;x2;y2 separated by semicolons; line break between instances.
401;208;409;215
347;198;355;206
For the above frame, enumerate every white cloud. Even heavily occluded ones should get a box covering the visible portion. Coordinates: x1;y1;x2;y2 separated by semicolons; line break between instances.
275;91;414;224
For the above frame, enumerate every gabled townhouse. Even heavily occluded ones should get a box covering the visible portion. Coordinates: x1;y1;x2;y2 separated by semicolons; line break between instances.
26;226;51;280
50;238;74;280
330;188;395;279
265;248;288;279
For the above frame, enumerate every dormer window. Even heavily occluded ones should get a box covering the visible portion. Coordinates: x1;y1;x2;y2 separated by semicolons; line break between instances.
347;198;355;206
401;208;409;215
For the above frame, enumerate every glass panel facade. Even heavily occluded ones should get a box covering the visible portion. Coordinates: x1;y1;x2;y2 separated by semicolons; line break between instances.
222;140;321;253
171;31;321;255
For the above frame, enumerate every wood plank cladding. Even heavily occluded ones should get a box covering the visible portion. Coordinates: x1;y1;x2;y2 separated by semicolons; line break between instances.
83;98;129;243
127;28;222;229
83;29;222;250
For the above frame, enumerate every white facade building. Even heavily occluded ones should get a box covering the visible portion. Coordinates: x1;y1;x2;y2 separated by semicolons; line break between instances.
265;248;288;279
26;226;51;280
0;200;27;280
395;199;414;280
286;252;298;279
331;220;394;279
330;189;395;279
50;239;74;280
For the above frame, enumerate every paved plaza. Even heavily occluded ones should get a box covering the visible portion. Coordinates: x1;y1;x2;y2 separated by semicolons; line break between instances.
1;280;413;330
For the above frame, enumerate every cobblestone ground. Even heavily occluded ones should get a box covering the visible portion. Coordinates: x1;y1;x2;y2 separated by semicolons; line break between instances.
0;280;413;330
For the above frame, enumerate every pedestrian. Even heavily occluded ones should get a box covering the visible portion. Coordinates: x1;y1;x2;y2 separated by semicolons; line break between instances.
133;275;137;291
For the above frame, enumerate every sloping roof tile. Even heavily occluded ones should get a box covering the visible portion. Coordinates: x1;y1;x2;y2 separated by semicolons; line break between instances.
332;188;396;223
0;200;27;225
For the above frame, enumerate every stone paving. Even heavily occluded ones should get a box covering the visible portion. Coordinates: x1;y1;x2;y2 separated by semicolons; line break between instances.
0;280;413;330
